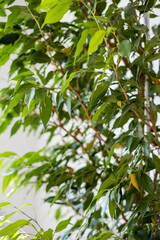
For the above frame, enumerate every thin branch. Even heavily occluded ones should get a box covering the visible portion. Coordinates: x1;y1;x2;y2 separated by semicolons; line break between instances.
52;105;87;152
69;84;107;145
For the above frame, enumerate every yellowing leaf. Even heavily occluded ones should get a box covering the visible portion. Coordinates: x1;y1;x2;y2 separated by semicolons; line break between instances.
129;174;140;192
61;46;72;56
117;101;122;108
86;140;95;150
115;143;123;148
150;76;160;84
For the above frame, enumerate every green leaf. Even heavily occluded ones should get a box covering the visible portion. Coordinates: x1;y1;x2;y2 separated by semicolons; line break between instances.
30;51;50;63
91;231;114;240
60;72;79;94
90;81;110;107
125;3;135;16
12;70;34;81
55;208;61;220
0;220;30;236
153;154;160;173
10;120;21;137
145;53;160;62
74;29;88;64
109;198;116;219
99;175;117;192
106;26;116;37
7;92;24;111
105;143;116;168
51;185;68;206
141;173;154;195
21;100;37;119
40;96;52;126
0;152;16;157
43;0;72;27
39;228;53;240
5;9;21;29
0;202;10;208
40;0;58;10
88;30;106;57
92;102;108;122
24;87;35;108
36;88;46;102
55;219;72;233
118;40;132;60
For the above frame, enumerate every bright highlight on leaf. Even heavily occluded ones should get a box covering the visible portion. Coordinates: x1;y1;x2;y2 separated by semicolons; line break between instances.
129;174;140;192
40;0;58;10
88;30;106;58
42;0;72;27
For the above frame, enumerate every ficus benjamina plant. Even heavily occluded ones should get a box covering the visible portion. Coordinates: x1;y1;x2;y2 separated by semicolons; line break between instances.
0;0;160;239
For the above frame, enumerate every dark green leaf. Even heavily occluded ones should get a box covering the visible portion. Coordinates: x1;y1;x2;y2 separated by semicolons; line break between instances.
90;81;110;107
141;173;154;195
40;96;52;126
10;120;21;137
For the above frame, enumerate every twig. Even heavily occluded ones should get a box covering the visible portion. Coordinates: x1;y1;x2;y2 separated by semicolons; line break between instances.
52;105;87;152
69;84;107;145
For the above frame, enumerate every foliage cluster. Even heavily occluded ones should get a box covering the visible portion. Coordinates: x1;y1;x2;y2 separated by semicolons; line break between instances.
0;0;160;239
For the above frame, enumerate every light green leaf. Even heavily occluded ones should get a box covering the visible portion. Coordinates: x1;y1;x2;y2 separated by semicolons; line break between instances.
0;220;30;236
118;40;132;60
92;102;108;122
60;72;79;94
40;228;53;240
40;0;58;10
106;26;116;37
91;231;114;240
21;99;37;119
7;92;24;111
74;29;88;64
24;87;35;108
0;152;16;157
12;70;34;81
40;96;52;126
42;0;72;27
0;202;10;208
88;30;106;57
55;219;72;233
